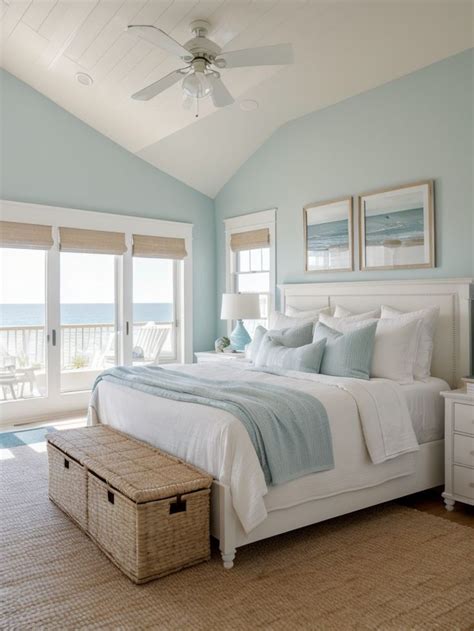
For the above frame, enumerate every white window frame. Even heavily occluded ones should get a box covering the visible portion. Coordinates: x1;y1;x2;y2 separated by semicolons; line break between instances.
0;199;193;425
224;209;276;336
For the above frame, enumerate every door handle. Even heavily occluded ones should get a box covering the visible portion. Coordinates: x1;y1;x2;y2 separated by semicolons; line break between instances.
52;329;57;346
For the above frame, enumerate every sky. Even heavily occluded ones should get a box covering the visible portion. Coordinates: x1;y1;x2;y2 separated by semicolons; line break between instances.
0;249;173;304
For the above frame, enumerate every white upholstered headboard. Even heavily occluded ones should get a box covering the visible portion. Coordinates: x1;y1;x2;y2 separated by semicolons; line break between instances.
279;278;472;388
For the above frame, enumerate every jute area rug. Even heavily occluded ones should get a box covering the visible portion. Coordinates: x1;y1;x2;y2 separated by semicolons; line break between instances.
2;443;473;630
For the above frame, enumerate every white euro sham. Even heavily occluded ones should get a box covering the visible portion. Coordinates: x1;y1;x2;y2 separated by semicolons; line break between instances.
285;305;330;319
333;305;380;320
381;305;439;380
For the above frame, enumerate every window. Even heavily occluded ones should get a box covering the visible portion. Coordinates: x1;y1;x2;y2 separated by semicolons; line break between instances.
132;258;176;364
225;209;276;338
60;252;118;393
235;247;270;335
0;248;47;401
0;203;193;425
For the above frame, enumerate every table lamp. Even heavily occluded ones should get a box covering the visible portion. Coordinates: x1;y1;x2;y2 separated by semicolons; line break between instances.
220;293;261;351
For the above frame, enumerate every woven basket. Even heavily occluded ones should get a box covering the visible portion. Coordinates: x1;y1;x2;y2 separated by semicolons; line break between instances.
47;425;213;583
47;443;87;530
88;474;211;583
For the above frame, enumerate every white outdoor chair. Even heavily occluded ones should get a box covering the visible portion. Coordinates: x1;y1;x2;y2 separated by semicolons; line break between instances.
134;323;169;365
91;333;117;369
0;347;40;398
0;368;18;400
92;324;169;368
0;349;18;399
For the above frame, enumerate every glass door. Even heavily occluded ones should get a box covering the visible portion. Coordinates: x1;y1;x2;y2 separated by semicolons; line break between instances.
132;257;176;364
0;248;48;402
60;252;118;393
1;205;190;426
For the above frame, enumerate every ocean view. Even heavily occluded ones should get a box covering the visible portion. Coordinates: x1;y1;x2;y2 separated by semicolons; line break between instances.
0;303;173;327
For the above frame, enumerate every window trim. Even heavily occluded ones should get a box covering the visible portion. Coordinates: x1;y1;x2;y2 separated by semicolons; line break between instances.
224;209;276;335
0;199;193;425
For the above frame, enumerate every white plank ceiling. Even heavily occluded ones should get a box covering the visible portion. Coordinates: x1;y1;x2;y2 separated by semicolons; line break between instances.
1;0;473;197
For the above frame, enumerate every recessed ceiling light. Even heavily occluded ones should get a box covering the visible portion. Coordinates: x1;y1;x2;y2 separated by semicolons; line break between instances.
75;72;93;87
239;99;259;112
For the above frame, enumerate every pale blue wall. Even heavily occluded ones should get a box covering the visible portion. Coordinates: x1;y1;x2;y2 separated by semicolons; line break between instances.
0;69;216;352
215;50;473;334
2;51;473;346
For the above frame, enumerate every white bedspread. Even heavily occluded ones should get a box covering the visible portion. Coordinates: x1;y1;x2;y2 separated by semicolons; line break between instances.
88;363;419;534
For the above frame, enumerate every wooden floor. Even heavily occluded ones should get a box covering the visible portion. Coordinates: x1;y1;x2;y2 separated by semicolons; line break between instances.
398;487;474;529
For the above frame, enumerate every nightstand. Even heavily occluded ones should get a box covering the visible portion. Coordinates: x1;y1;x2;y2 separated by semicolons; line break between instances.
441;389;474;511
194;351;250;365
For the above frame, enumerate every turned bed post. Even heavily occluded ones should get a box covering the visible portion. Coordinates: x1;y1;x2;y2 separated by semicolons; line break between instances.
211;481;237;568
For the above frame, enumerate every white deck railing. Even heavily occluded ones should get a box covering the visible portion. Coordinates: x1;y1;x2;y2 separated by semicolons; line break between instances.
0;322;173;370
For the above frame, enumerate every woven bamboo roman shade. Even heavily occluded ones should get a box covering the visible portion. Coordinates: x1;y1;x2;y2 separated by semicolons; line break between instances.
133;235;187;260
0;221;54;250
230;228;270;252
59;227;127;255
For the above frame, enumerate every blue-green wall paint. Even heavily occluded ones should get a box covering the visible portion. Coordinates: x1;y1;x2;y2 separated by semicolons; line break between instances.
215;49;473;334
1;51;473;346
0;69;216;352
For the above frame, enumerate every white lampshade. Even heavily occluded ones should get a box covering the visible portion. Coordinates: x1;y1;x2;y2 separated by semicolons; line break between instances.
220;293;261;320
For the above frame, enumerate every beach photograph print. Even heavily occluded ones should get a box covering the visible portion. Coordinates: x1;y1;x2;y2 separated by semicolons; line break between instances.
359;181;434;271
304;197;353;272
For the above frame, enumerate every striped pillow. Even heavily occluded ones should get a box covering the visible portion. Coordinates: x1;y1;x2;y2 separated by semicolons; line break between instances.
313;321;377;380
255;337;327;373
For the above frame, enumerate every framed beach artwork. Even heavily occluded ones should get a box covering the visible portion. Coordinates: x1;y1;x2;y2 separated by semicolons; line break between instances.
359;180;435;271
304;197;353;272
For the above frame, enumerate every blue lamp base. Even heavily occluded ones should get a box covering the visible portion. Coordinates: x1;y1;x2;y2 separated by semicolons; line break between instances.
229;319;252;351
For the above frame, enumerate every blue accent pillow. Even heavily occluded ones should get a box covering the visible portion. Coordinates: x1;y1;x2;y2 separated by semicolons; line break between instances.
313;321;377;380
248;321;314;363
268;321;314;347
255;337;326;373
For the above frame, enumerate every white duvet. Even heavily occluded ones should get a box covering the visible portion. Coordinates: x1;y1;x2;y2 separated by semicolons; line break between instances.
88;363;419;534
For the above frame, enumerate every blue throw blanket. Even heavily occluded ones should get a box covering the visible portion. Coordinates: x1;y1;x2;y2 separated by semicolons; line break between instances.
93;366;334;486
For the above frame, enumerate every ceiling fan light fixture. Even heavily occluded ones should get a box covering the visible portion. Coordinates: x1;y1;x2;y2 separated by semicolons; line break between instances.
182;70;213;99
128;23;293;109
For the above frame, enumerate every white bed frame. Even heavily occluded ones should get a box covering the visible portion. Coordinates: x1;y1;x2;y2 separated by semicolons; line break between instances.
212;278;472;568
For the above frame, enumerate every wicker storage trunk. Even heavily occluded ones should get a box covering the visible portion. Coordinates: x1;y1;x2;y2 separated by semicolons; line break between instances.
47;426;213;583
47;442;87;530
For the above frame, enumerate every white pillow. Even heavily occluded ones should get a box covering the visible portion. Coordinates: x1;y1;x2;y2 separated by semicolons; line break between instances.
269;311;317;330
380;305;439;380
333;304;353;318
246;325;267;362
319;313;421;383
285;305;330;319
333;305;381;320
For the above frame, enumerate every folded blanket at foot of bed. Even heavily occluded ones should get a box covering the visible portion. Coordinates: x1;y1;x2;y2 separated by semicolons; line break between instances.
93;365;334;486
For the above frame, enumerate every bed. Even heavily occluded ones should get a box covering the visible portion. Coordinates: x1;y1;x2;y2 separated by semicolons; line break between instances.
89;278;472;568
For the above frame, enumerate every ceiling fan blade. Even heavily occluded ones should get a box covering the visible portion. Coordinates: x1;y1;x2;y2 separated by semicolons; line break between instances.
131;69;184;101
208;75;234;108
218;43;293;68
128;25;189;59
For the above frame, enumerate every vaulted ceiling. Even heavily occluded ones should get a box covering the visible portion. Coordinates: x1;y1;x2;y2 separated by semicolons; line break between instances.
1;1;472;197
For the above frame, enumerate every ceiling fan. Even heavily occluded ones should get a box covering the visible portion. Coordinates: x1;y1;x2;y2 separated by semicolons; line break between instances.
128;20;293;114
